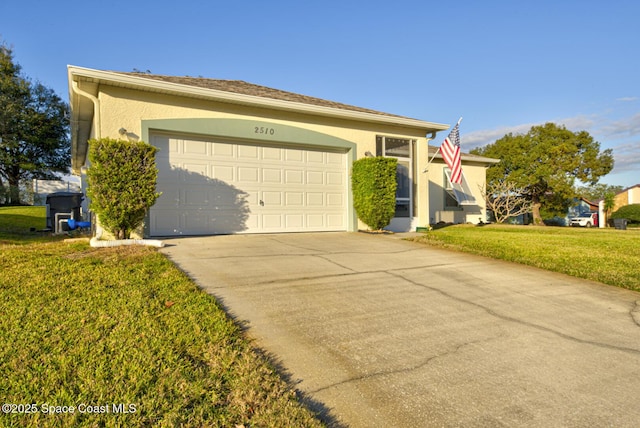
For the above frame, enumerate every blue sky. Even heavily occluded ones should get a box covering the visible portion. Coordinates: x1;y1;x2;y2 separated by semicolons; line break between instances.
1;0;638;188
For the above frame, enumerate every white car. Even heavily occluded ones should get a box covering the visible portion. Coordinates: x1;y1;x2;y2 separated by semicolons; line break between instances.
570;212;598;227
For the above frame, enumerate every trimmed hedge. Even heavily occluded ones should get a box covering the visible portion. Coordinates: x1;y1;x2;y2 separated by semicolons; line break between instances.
351;157;397;231
87;138;160;239
610;204;640;223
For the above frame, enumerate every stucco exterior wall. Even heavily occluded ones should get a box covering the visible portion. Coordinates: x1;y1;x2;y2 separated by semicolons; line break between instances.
72;79;494;235
427;160;488;225
613;186;640;211
627;186;640;205
93;85;439;232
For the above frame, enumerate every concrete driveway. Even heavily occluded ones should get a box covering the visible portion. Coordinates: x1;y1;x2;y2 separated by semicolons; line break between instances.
160;232;640;427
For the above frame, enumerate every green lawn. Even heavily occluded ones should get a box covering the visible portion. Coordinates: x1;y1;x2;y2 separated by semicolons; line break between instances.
0;206;52;244
411;224;640;291
0;208;323;427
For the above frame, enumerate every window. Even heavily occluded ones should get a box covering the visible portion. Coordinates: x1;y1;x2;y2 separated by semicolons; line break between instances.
444;168;476;209
376;136;414;218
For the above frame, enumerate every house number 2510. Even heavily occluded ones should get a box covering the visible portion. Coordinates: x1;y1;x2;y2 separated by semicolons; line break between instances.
254;126;275;135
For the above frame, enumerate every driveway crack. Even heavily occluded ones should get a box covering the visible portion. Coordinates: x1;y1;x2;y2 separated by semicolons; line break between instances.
386;271;640;356
308;336;497;394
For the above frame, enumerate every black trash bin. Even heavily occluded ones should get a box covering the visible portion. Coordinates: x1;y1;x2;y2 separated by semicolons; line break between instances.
613;218;627;230
45;192;84;231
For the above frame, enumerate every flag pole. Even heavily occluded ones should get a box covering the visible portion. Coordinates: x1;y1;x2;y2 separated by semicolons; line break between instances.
423;147;441;173
422;117;462;173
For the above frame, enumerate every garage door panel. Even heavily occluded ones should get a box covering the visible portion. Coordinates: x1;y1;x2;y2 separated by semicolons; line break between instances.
327;172;343;185
285;214;303;228
212;165;234;181
263;214;282;229
262;168;282;183
184;188;209;206
182;162;208;176
184;139;208;155
238;145;259;159
184;212;210;232
307;151;324;163
326;152;343;164
307;193;324;206
286;192;304;206
150;210;180;234
262;147;282;160
262;191;282;206
238;167;259;183
212;142;233;157
327;193;344;206
150;134;347;235
306;171;324;185
307;214;324;228
327;214;345;227
285;149;304;162
285;170;304;184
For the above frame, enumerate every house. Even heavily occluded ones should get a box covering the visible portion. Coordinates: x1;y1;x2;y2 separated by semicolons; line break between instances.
595;184;640;227
612;184;640;209
32;178;81;206
68;66;498;237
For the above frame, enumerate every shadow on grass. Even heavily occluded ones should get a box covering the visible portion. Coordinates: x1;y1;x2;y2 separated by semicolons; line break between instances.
163;262;346;427
215;299;346;428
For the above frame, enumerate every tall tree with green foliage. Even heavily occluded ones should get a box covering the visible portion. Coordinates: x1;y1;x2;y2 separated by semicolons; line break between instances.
471;123;614;225
0;42;70;205
351;157;397;231
576;183;623;202
87;138;160;239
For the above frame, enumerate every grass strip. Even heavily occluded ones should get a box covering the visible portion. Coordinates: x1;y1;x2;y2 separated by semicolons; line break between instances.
411;224;640;291
0;241;323;427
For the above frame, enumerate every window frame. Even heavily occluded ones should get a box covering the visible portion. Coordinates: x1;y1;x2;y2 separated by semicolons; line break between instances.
376;136;415;218
444;168;476;209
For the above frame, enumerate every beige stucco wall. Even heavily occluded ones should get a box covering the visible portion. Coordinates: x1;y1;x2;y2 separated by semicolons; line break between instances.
427;160;488;225
627;187;640;205
93;85;441;232
613;186;640;211
80;83;489;234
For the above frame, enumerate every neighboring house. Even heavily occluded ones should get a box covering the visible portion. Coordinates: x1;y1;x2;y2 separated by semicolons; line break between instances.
596;184;640;227
612;184;640;209
560;197;599;227
68;66;498;237
32;179;82;206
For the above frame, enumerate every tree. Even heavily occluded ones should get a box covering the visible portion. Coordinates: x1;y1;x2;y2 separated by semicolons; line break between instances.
351;157;397;231
87;138;160;240
576;183;623;202
481;179;533;224
471;123;614;225
0;42;70;205
602;191;616;226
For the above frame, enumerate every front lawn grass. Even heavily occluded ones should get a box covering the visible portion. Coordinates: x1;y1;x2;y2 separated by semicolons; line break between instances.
0;206;61;245
0;209;323;427
411;224;640;291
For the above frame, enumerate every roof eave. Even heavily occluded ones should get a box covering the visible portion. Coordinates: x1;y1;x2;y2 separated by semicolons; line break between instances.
67;65;449;133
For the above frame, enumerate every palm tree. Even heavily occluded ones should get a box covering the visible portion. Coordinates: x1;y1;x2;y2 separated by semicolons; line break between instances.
603;192;615;227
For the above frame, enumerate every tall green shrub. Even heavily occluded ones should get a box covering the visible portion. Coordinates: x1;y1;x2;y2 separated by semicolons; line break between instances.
351;157;397;231
610;204;640;223
87;138;160;239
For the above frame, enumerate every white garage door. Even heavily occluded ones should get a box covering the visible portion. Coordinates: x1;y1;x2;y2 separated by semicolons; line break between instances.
149;133;348;236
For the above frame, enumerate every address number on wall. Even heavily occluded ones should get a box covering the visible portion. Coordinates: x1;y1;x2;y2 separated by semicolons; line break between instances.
254;126;276;136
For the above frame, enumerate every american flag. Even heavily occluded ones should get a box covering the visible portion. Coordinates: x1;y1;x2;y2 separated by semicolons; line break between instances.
441;122;462;184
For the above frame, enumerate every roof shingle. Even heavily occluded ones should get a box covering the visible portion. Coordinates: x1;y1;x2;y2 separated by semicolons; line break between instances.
113;72;413;120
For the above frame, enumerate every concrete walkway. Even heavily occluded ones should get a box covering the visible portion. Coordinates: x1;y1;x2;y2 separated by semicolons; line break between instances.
160;232;640;427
